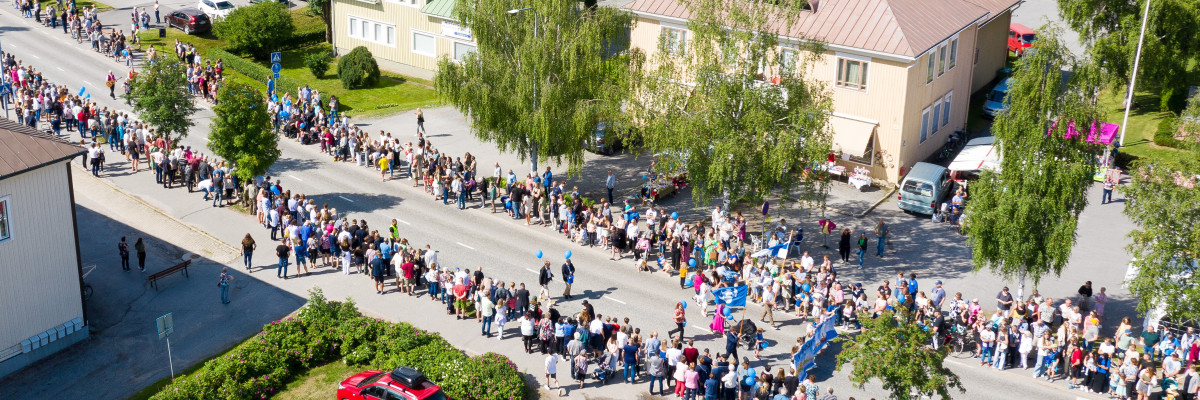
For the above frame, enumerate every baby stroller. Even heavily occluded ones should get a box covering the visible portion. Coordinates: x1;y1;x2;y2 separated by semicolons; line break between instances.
731;319;759;351
591;352;616;384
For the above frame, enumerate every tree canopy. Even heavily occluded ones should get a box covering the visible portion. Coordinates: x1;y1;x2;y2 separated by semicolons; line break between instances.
1122;96;1200;320
207;82;280;182
434;0;632;174
1057;0;1200;109
964;25;1104;287
130;54;198;144
306;0;332;43
214;2;295;60
625;0;833;204
835;309;964;400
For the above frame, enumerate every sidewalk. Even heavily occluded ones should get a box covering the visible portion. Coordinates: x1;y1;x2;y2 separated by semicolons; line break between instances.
0;164;303;400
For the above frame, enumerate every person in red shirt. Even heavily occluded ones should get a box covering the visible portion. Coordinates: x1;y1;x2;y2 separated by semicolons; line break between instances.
399;257;415;295
683;339;700;366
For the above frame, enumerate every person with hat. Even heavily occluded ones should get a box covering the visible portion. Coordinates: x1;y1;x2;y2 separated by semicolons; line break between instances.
931;280;947;310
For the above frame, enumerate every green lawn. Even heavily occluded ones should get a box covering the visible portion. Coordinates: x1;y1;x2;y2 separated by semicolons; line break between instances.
135;10;439;116
1098;89;1193;166
274;362;362;400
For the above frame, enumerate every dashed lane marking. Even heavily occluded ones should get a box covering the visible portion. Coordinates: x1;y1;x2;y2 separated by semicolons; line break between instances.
604;296;627;305
456;242;476;250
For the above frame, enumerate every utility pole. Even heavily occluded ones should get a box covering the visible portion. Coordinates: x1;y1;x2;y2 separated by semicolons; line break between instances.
1118;0;1151;147
507;7;540;175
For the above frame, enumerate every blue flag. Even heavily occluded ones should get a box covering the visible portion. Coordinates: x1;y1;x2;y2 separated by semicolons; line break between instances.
712;285;748;308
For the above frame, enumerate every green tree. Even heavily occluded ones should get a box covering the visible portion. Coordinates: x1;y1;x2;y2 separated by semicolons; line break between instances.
835;309;964;400
434;0;632;174
130;54;198;144
625;0;833;205
964;25;1104;289
306;0;332;43
1122;96;1200;320
1057;0;1200;109
214;2;295;60
207;82;279;182
338;46;380;89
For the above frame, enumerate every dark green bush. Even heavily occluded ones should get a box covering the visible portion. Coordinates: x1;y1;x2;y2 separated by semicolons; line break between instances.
1154;116;1182;148
338;46;381;89
148;289;526;400
209;48;305;96
213;2;295;60
304;52;332;78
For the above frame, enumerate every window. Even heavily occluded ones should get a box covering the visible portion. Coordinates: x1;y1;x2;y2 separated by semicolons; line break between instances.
0;196;9;242
835;57;868;90
942;92;953;127
931;100;942;137
926;53;934;83
347;16;396;47
937;44;947;76
779;47;798;75
948;37;958;69
453;42;477;62
920;106;931;143
387;0;420;6
412;31;436;57
661;27;687;56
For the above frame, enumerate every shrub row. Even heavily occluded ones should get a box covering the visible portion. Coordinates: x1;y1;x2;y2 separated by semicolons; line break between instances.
149;289;527;400
290;29;326;48
209;48;307;96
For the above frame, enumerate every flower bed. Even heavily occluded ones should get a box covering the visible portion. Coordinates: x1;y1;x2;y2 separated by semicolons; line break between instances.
149;289;526;400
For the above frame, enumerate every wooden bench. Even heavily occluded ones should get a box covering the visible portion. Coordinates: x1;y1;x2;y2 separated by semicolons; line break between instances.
147;260;191;290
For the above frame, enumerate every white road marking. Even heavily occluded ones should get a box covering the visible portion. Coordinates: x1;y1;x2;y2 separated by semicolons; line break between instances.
604;296;627;305
338;195;354;202
691;325;713;334
393;218;411;225
525;268;539;274
83;80;96;87
456;242;475;250
288;174;302;181
56;67;65;71
30;54;40;59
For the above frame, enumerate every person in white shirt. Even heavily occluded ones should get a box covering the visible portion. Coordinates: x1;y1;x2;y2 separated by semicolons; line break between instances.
544;353;560;389
800;251;815;272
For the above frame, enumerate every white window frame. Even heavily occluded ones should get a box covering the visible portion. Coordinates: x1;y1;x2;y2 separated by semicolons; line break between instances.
834;53;869;91
452;40;477;63
926;52;935;84
386;0;420;7
411;30;437;57
660;25;688;56
937;44;947;77
920;106;931;143
779;46;798;76
347;15;396;47
0;195;10;243
948;36;959;70
942;92;953;127
931;100;942;137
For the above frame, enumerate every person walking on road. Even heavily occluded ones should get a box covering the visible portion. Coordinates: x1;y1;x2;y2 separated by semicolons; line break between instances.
606;170;616;205
561;259;575;299
134;237;147;272
276;239;290;279
837;228;851;263
856;232;868;269
668;302;686;340
874;219;889;257
538;261;553;300
1101;168;1119;204
241;233;256;271
118;236;130;271
218;267;233;304
415;108;426;134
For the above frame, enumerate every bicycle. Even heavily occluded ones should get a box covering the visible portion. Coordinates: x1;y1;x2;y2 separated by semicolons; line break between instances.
81;264;96;300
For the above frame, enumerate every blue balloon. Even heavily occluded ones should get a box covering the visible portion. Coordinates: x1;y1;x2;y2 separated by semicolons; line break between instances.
723;307;732;317
564;250;572;259
567;275;574;284
536;250;543;259
688;259;697;267
671;212;679;219
681;302;687;309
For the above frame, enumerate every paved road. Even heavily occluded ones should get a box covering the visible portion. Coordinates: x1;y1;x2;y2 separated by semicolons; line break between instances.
0;7;1136;400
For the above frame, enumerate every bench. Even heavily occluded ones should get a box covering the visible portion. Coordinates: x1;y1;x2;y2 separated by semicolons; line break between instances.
147;260;191;290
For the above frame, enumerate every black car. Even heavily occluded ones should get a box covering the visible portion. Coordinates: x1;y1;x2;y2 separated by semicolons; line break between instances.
166;8;211;35
248;0;288;4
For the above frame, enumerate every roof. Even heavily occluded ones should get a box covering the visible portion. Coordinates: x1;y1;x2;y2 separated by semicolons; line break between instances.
0;119;87;180
420;0;456;20
625;0;1020;58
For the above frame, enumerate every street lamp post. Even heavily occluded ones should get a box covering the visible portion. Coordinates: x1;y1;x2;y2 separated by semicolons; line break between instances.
1118;0;1151;147
507;7;539;174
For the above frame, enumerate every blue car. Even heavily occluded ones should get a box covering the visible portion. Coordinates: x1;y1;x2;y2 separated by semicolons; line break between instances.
982;78;1013;119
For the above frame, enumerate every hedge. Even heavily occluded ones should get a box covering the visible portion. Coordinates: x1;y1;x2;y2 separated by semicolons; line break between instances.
290;29;326;48
1153;116;1182;149
148;289;527;400
209;48;307;97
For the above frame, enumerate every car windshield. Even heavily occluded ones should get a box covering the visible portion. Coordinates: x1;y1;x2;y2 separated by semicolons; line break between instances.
358;372;385;388
987;89;1006;103
216;1;233;8
902;180;934;198
1021;34;1036;43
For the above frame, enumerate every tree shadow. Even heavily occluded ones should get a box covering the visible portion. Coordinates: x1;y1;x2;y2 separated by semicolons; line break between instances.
318;192;405;215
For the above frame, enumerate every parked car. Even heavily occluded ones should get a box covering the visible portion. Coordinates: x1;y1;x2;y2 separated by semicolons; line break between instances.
197;0;236;20
981;77;1012;119
585;122;629;155
248;0;288;4
337;367;448;400
1007;23;1036;56
897;162;952;215
165;8;211;35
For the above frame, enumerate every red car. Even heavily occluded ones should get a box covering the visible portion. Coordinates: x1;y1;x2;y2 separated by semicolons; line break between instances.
1007;23;1036;56
337;367;449;400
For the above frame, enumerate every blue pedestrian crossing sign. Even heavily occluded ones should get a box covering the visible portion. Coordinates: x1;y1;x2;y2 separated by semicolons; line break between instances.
0;83;11;97
270;52;281;64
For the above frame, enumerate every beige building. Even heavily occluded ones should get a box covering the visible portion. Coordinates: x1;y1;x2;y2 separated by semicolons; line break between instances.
627;0;1017;183
0;119;88;378
331;0;477;80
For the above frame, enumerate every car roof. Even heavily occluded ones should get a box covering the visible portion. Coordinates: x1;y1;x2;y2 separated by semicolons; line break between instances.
178;8;204;14
906;162;947;180
1010;23;1034;34
378;374;443;398
993;77;1013;92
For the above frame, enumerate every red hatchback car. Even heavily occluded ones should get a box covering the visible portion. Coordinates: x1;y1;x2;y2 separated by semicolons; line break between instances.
337;367;449;400
1007;23;1036;56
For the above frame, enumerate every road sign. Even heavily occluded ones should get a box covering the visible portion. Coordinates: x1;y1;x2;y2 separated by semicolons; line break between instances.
272;62;281;80
0;83;11;97
156;312;174;339
271;52;281;64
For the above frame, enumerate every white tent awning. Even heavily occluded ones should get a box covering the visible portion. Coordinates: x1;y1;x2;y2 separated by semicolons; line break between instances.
829;116;877;158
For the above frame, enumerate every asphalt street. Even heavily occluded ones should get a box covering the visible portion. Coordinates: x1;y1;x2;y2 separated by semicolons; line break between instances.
0;5;1135;400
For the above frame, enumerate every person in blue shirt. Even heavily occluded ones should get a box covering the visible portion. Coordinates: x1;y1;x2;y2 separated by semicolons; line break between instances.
543;167;553;191
622;339;640;383
703;376;719;400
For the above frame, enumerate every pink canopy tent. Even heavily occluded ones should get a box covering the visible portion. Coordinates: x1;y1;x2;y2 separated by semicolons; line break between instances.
1046;120;1119;145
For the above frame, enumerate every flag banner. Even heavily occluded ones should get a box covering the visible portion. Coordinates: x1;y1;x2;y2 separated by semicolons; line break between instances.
712;285;748;308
